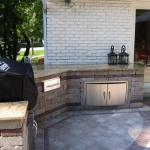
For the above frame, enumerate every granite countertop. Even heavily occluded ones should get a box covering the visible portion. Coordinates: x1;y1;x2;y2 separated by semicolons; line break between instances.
0;101;28;120
33;63;145;78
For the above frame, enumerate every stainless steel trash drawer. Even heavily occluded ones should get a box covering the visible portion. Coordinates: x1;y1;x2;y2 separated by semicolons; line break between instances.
86;82;127;106
86;84;107;106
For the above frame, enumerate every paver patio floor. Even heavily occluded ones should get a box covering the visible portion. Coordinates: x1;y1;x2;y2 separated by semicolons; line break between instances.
35;104;150;150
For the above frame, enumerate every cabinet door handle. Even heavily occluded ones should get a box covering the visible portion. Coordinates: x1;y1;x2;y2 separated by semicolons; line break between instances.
109;91;111;99
103;91;105;99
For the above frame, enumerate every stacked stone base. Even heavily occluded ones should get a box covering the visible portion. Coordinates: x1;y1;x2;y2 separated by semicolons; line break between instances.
34;69;144;123
0;124;27;150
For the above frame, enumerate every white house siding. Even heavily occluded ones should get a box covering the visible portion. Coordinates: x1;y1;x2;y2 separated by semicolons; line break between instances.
45;0;150;64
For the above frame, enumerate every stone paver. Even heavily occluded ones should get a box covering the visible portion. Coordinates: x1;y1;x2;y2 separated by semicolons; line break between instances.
35;105;150;150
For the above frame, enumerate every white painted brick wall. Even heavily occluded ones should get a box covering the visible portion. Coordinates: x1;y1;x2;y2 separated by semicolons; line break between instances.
45;0;148;64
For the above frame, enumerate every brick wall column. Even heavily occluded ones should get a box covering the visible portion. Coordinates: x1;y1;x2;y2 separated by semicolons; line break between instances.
0;101;28;150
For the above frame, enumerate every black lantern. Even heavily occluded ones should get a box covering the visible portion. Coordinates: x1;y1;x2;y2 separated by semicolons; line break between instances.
107;45;118;65
118;45;129;64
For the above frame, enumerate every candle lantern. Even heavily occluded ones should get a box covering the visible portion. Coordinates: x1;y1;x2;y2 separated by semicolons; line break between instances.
107;45;118;65
118;45;129;64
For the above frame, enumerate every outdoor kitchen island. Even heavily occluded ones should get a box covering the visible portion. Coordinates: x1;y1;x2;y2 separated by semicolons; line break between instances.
33;63;145;123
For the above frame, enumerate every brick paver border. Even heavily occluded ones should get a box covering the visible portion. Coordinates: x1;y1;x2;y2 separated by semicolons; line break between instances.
127;111;150;150
44;116;72;150
43;111;150;150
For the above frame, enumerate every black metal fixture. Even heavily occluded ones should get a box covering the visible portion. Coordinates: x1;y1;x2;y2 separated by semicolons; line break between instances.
118;45;129;64
65;0;74;7
65;0;71;3
107;45;118;65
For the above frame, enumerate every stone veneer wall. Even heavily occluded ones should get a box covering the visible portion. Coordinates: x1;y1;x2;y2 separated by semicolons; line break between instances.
34;72;68;123
34;69;144;123
0;116;28;150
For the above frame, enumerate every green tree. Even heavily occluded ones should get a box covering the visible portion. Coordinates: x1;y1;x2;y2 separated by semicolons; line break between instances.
0;0;22;60
0;0;43;61
18;0;43;57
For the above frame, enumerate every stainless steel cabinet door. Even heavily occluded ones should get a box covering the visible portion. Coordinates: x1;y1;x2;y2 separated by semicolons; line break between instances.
86;84;107;106
107;83;126;106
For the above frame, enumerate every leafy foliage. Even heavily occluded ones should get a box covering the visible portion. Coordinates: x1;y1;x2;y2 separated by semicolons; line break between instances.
0;0;43;61
18;0;43;40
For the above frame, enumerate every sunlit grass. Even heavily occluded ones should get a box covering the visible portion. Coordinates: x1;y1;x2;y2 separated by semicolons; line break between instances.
17;50;44;61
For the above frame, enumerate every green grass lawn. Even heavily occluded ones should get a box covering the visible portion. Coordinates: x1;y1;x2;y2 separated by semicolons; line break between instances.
17;50;44;62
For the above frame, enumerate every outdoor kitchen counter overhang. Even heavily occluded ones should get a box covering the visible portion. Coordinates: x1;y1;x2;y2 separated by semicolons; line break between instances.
33;63;145;122
34;63;145;78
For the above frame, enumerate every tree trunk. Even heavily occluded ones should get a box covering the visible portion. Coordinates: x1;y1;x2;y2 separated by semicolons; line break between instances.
12;23;18;60
31;38;34;55
0;45;4;57
7;42;12;59
20;31;30;62
3;30;7;58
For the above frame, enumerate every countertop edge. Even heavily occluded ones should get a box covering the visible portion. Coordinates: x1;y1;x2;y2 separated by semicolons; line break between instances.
34;64;145;79
0;101;28;121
